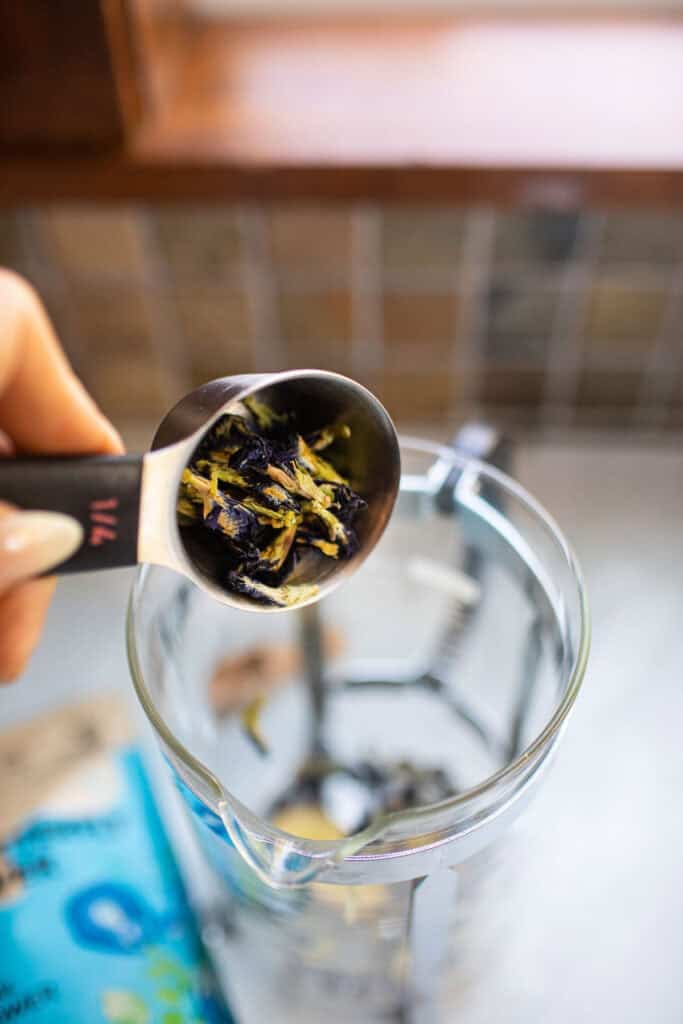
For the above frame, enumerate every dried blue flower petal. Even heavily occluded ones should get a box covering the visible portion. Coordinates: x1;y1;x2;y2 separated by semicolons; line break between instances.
177;399;365;606
260;482;299;511
230;433;273;472
204;497;256;542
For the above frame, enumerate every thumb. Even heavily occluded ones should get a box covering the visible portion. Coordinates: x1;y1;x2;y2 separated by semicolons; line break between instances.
0;510;83;592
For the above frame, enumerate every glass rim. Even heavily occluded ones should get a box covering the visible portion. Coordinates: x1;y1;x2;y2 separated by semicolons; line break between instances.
127;435;590;860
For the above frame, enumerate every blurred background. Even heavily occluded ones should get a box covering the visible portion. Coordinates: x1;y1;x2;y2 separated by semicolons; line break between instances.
4;201;683;444
2;5;683;1021
2;2;682;447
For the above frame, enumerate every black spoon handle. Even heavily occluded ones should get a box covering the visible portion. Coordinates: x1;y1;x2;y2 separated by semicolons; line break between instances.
0;455;144;572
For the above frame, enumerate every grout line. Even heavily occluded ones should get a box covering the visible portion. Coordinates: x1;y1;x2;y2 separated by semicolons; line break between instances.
582;346;666;372
381;268;467;292
634;264;683;428
275;268;362;291
18;208;89;375
535;263;676;288
15;208;63;294
350;205;383;376
540;211;605;430
137;209;192;404
237;206;285;372
456;207;496;416
264;262;677;295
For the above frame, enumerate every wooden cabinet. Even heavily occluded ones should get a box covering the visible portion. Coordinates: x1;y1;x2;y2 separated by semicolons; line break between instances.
0;1;143;149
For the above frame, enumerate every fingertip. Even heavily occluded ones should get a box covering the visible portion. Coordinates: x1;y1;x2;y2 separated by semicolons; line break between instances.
0;652;25;683
98;417;126;456
0;276;126;457
65;371;125;455
0;268;42;315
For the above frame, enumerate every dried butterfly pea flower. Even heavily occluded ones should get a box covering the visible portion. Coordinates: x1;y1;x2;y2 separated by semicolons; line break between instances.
177;496;198;524
227;573;320;608
181;467;211;502
300;537;340;559
181;468;260;546
260;483;298;510
259;524;298;572
265;463;331;506
177;400;365;606
203;498;257;543
204;414;250;448
197;463;249;490
243;395;287;431
302;500;349;547
230;433;273;472
296;436;347;485
238;496;300;529
306;423;352;452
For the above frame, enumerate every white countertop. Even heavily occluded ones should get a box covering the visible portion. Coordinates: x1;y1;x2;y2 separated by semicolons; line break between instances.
2;438;681;1022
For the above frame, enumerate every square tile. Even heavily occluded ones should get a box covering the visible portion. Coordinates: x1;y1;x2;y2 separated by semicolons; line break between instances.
585;283;668;348
175;286;254;385
39;290;84;373
600;211;683;265
668;369;683;404
479;369;546;405
279;289;352;348
483;279;557;365
665;404;683;430
0;211;32;278
576;371;642;407
572;405;635;430
370;370;456;422
382;292;458;355
493;210;580;266
86;353;169;423
386;337;459;370
153;207;243;283
43;207;147;281
382;207;464;270
69;285;155;357
268;206;351;274
281;341;351;375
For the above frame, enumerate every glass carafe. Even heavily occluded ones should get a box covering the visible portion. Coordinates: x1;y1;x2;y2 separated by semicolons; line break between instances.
127;438;589;1023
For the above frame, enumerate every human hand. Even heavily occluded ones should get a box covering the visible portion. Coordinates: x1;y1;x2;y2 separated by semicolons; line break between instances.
0;270;123;680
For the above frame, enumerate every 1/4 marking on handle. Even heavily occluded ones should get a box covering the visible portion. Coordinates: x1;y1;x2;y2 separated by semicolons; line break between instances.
88;497;119;547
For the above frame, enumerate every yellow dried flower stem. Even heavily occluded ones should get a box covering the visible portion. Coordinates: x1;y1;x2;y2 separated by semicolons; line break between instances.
303;501;348;544
260;524;298;571
309;423;352;452
265;463;331;507
244;395;287;431
297;436;348;485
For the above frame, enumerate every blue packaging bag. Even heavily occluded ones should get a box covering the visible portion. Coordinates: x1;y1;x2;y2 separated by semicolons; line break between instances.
0;695;234;1024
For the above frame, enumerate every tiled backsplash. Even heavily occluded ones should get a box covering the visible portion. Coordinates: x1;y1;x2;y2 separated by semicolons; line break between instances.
2;204;682;441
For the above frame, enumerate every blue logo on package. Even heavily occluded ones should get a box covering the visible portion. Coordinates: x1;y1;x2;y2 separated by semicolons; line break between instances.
66;882;160;954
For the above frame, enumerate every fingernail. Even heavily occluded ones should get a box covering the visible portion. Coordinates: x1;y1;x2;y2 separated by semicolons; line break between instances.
0;512;83;591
